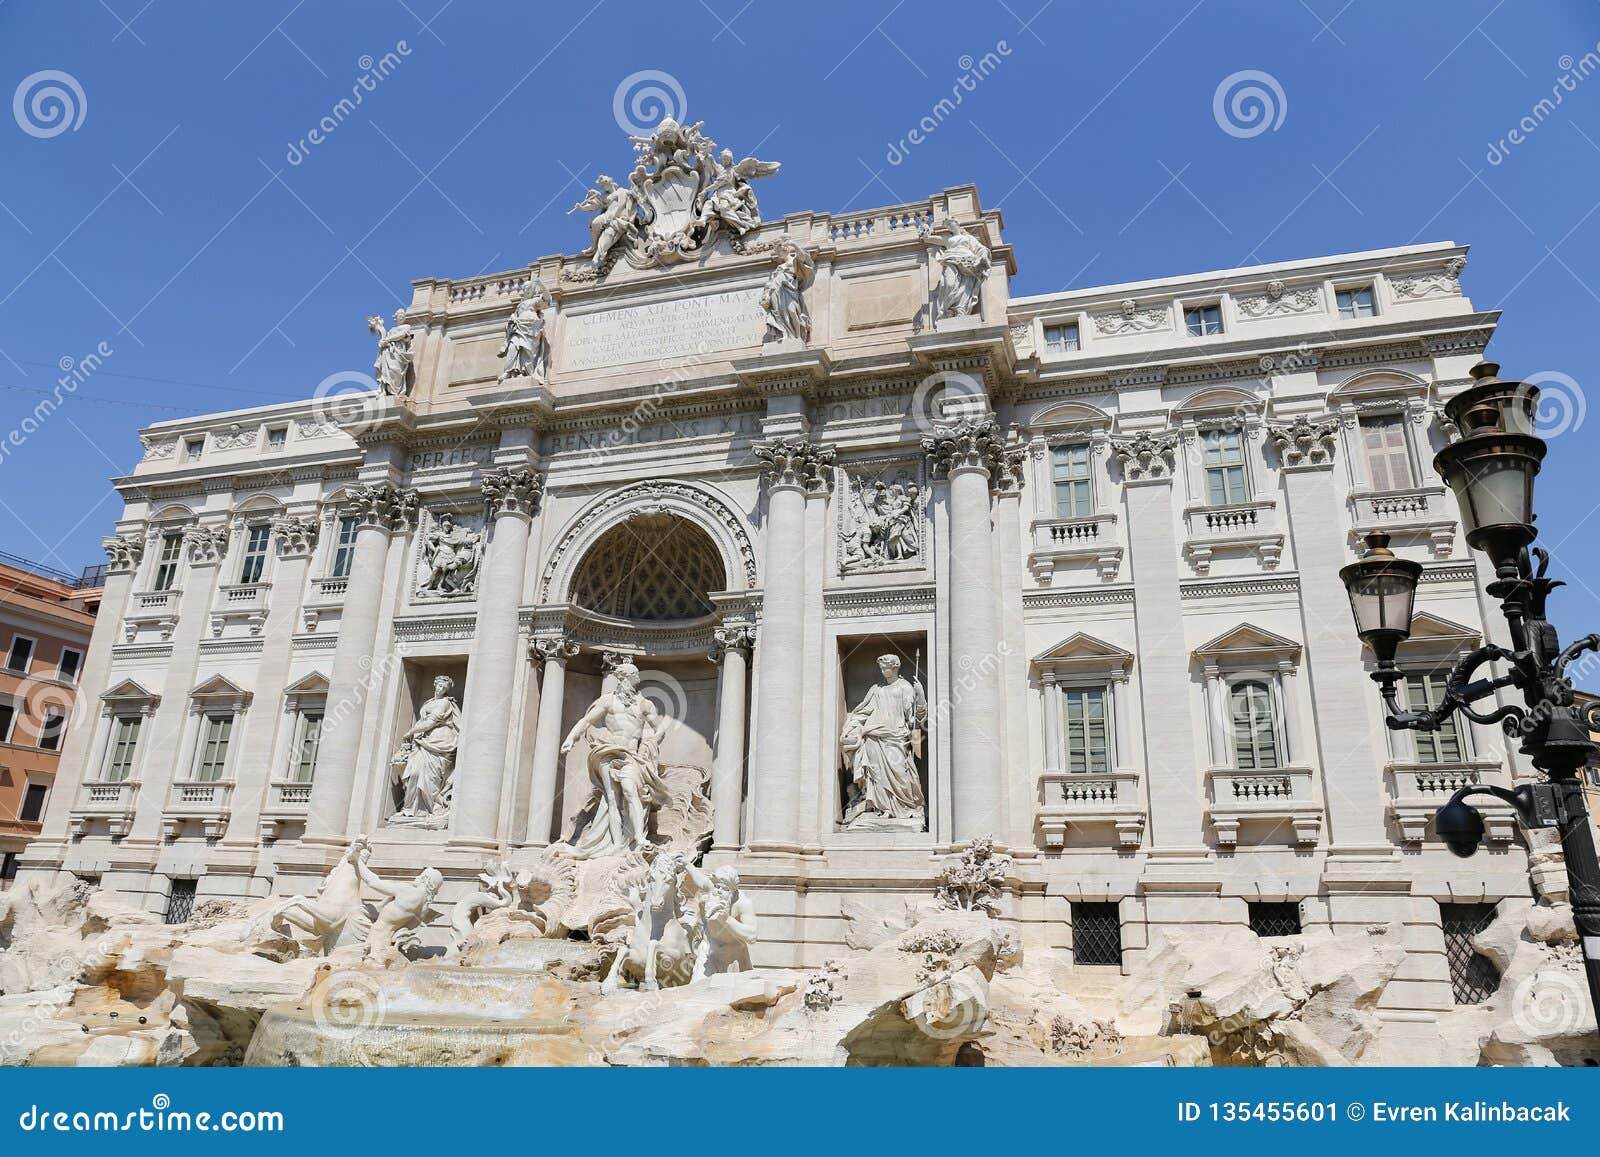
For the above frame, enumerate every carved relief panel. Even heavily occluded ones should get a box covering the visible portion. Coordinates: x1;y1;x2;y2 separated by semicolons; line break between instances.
836;460;929;578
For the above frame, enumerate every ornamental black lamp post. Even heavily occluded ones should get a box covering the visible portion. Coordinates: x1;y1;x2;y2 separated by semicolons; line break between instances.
1340;361;1600;1029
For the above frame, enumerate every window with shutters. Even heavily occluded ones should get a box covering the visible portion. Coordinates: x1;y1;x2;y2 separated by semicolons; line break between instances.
1231;679;1282;770
152;532;184;592
104;715;143;782
1201;428;1250;506
1407;671;1466;762
290;711;323;783
1360;414;1413;492
193;714;234;782
1060;686;1111;775
238;524;271;585
330;516;358;578
1051;443;1094;519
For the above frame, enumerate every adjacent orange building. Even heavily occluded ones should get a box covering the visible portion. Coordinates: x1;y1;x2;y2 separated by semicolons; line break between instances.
0;553;101;884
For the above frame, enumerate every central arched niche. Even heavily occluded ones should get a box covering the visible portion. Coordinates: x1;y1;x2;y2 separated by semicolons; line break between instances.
568;512;726;621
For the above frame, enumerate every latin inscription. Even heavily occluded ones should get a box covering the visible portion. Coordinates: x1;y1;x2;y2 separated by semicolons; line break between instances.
562;289;767;372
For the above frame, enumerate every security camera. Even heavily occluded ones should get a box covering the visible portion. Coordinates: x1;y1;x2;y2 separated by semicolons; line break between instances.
1434;796;1486;858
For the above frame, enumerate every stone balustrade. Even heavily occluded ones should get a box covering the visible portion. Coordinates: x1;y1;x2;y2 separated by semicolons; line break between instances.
1205;765;1320;847
1036;771;1146;848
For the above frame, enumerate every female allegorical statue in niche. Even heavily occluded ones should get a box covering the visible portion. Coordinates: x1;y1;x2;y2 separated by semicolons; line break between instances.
389;675;461;829
839;653;928;830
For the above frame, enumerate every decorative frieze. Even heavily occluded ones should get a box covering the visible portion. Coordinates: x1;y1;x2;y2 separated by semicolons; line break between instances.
1236;281;1321;319
1391;257;1465;301
1092;299;1168;336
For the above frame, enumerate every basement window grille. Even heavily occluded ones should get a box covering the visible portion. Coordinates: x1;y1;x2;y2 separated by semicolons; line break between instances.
1440;902;1502;1005
1072;901;1123;966
164;878;197;925
1248;901;1302;938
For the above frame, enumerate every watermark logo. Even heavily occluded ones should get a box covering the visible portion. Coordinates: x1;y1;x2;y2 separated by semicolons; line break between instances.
310;370;385;436
1518;371;1586;439
884;42;1013;165
907;369;986;434
285;43;412;166
1213;70;1287;139
310;969;388;1033
612;70;686;136
13;70;86;139
1487;46;1600;165
1510;967;1589;1039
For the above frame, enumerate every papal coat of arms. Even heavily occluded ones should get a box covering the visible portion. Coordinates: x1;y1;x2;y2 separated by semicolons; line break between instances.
566;116;780;278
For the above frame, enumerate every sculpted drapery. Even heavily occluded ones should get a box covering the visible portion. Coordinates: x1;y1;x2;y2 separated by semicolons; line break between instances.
840;655;928;829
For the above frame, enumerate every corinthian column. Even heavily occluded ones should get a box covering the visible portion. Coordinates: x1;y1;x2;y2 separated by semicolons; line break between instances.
709;624;755;850
525;635;579;845
748;436;834;852
923;418;1022;845
452;467;544;848
303;483;418;844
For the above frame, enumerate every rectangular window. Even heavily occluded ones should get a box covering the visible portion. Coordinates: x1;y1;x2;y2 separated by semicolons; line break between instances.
152;532;184;592
38;708;66;752
1072;901;1123;965
265;427;287;452
18;782;47;823
1061;686;1110;775
194;714;234;782
1248;901;1302;937
165;878;197;925
1337;286;1376;319
331;516;358;578
0;852;16;883
1051;443;1094;519
104;715;142;782
1231;679;1282;770
1408;672;1465;763
1201;428;1250;506
0;700;15;743
238;524;271;585
1360;414;1413;492
56;648;82;683
1441;902;1501;1005
1184;304;1223;337
184;439;204;463
1043;322;1080;353
5;636;33;673
291;711;323;783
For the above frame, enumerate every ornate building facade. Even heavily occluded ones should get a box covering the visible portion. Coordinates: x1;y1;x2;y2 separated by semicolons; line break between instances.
22;118;1535;1049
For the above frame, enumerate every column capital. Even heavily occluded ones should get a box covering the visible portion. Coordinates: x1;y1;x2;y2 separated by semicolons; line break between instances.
482;466;545;517
183;524;229;567
922;418;1025;492
708;624;757;663
1109;429;1180;482
270;514;320;559
102;534;144;574
753;436;834;494
342;482;420;532
1266;415;1339;470
530;636;580;664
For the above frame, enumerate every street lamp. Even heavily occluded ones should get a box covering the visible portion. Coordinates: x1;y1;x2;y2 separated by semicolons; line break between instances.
1339;360;1600;1030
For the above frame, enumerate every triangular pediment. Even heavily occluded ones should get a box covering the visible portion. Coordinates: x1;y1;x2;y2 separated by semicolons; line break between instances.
282;671;330;697
1034;632;1133;674
1406;611;1479;644
190;674;252;706
1194;622;1302;661
101;678;159;706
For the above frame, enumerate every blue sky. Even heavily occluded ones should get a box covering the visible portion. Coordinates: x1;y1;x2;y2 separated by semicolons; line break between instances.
2;1;1599;658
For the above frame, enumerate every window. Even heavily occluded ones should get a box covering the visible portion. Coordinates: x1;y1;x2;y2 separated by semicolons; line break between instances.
1441;902;1501;1005
165;878;197;925
56;648;82;683
1072;902;1123;965
1360;414;1413;492
1061;686;1110;775
184;439;204;463
5;635;34;673
0;852;16;884
1185;304;1223;337
1201;428;1250;506
38;709;66;752
290;711;323;783
1044;322;1080;353
265;427;287;452
1407;672;1465;763
1337;286;1376;319
104;715;143;782
1051;443;1094;519
238;524;271;585
18;782;47;823
1231;680;1282;770
152;532;184;592
0;700;14;744
1249;901;1302;937
194;714;234;782
330;516;358;578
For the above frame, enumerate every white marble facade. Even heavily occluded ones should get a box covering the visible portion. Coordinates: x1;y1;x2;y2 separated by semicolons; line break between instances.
21;124;1534;1043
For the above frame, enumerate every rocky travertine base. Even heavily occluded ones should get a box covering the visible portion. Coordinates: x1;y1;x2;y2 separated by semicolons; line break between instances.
0;877;1590;1067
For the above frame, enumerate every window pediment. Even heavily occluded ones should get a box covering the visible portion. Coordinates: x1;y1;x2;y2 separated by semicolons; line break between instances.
1193;623;1302;667
1034;632;1132;679
101;679;160;712
189;674;252;712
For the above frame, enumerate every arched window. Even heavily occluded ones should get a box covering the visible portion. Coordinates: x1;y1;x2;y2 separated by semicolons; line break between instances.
1230;679;1281;770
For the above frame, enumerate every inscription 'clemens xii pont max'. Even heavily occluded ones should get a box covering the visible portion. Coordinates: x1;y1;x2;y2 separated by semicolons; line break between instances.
561;289;768;372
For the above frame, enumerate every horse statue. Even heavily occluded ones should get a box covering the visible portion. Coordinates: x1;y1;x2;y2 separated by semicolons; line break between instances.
600;851;694;993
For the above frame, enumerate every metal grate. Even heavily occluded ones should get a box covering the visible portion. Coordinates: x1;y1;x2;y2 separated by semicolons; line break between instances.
1248;901;1302;938
164;878;197;925
1072;901;1123;965
1440;902;1502;1005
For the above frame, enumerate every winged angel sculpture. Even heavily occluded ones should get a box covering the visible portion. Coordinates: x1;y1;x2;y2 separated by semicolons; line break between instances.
567;117;780;277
